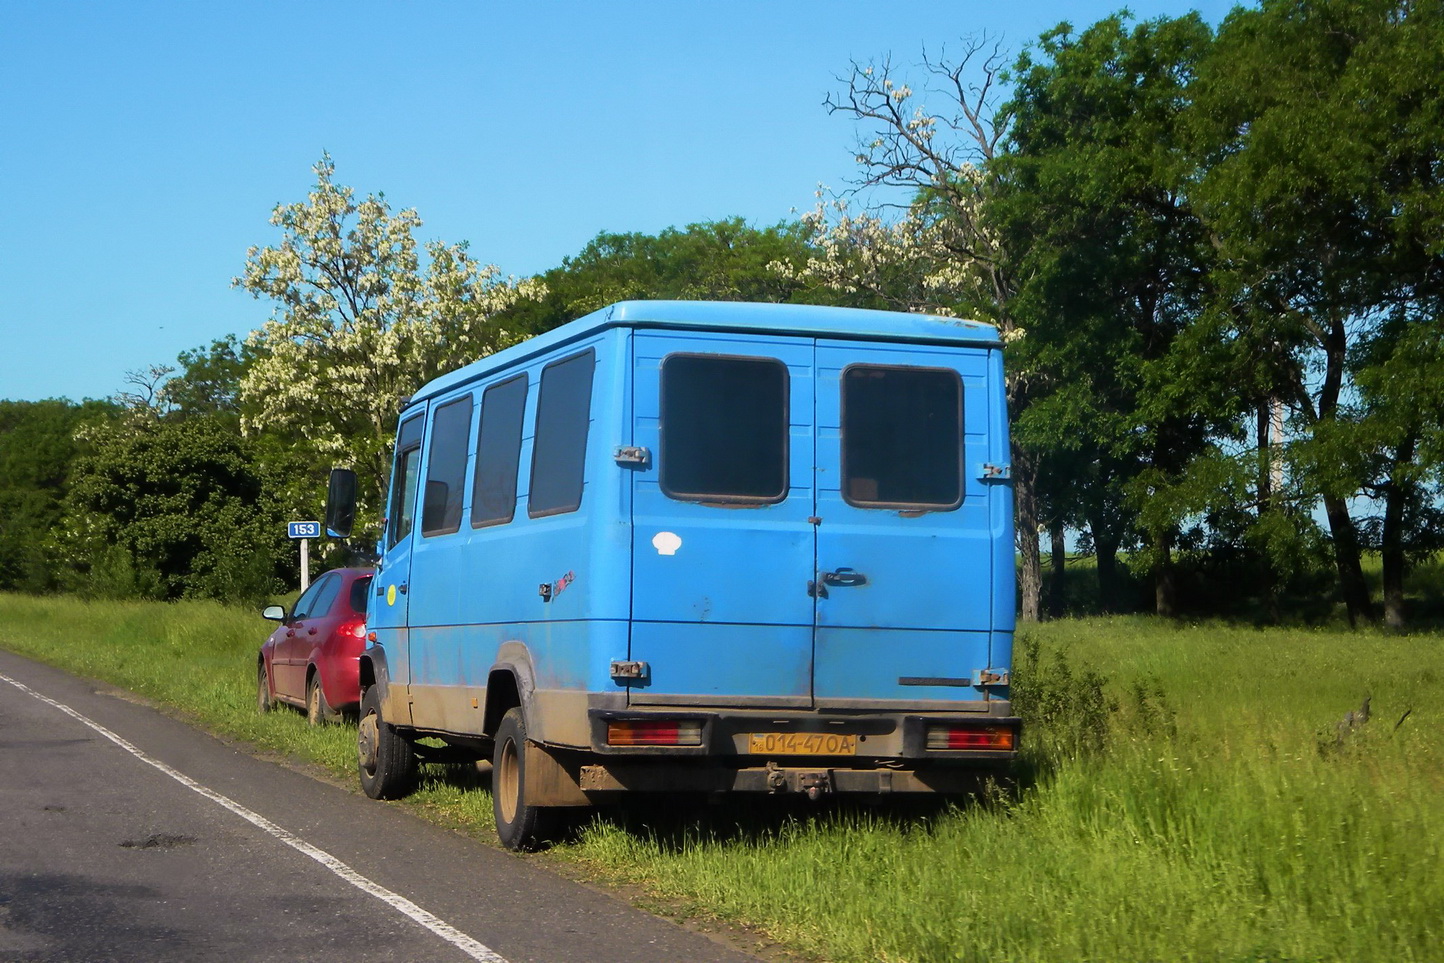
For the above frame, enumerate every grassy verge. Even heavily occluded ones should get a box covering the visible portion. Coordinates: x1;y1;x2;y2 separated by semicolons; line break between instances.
2;594;1441;961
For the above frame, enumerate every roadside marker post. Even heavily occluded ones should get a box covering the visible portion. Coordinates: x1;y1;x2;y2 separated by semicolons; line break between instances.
287;521;322;591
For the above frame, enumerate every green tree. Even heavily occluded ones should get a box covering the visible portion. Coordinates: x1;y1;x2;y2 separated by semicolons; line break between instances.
0;399;117;592
496;218;822;337
58;416;288;604
993;13;1223;616
1190;0;1444;627
161;334;249;422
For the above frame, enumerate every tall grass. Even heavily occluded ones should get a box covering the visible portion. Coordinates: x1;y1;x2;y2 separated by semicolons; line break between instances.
2;594;1440;961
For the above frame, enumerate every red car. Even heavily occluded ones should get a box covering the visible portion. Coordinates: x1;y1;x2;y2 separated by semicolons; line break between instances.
257;567;373;724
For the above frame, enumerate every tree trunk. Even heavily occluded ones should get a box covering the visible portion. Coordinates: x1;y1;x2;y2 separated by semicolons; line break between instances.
1048;521;1067;619
1312;311;1375;628
1095;535;1121;614
1257;401;1280;623
1321;492;1375;628
1014;440;1042;623
1154;529;1177;618
1257;403;1273;506
1381;435;1417;633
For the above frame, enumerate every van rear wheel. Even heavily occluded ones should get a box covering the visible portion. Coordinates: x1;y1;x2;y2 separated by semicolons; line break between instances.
492;707;556;851
357;685;417;799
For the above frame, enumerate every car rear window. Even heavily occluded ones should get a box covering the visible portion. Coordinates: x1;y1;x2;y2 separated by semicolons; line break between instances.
659;353;788;503
841;364;962;509
348;575;373;615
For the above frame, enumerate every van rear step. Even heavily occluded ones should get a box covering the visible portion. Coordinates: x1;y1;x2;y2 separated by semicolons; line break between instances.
576;760;1008;797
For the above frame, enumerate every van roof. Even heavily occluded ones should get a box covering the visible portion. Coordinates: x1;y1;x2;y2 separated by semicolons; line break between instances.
411;300;1001;405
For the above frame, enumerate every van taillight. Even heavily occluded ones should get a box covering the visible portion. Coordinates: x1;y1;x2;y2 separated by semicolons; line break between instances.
607;719;703;747
925;725;1015;751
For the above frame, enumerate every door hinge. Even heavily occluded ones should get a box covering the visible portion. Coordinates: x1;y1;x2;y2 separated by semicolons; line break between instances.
979;463;1011;482
614;445;651;468
610;660;650;684
973;668;1010;687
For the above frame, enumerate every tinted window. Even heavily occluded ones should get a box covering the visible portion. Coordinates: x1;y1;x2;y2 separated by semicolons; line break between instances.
309;574;343;618
841;365;962;509
472;375;527;528
347;575;373;615
422;395;473;537
528;350;595;517
289;573;331;622
660;354;788;503
387;415;424;548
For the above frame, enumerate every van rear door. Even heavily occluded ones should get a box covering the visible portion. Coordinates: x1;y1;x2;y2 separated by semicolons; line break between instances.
628;331;817;707
810;341;997;707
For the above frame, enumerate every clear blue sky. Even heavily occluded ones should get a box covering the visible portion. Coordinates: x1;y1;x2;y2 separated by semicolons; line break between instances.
0;0;1236;404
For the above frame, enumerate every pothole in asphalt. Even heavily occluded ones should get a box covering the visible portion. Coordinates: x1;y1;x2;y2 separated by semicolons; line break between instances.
119;833;197;850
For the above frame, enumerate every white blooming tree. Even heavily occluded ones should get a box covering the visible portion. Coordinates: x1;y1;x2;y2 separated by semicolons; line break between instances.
235;155;543;533
813;40;1046;621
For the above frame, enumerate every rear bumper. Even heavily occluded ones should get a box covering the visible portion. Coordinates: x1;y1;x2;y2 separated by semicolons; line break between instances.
585;705;1019;764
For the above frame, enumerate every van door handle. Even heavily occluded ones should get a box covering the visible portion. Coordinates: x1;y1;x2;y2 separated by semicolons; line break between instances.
821;568;868;587
397;582;408;595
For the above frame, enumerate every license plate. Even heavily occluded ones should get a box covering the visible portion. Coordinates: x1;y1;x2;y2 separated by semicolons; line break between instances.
748;732;857;756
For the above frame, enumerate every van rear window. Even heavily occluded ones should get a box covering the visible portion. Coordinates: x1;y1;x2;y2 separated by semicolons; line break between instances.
841;364;962;509
660;354;788;503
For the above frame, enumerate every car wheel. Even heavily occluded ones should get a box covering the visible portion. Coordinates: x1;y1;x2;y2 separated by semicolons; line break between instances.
492;707;558;851
307;674;337;726
357;685;417;800
257;661;273;713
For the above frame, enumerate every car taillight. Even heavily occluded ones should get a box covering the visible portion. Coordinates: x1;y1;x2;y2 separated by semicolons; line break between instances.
607;719;704;747
339;619;366;640
925;724;1016;751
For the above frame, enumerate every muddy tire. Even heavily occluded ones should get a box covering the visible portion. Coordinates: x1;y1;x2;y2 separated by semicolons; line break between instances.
492;707;557;851
357;685;417;800
307;673;337;726
257;661;273;713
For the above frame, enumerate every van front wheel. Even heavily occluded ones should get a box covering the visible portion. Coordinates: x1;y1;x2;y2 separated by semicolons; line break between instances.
493;707;554;851
358;685;417;799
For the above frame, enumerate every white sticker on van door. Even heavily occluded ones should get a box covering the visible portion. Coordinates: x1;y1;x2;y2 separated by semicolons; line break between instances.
652;531;682;556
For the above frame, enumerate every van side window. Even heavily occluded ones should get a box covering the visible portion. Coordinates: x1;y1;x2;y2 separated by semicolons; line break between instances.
472;374;527;528
529;349;595;518
421;395;473;537
387;415;425;548
841;364;963;509
659;354;788;503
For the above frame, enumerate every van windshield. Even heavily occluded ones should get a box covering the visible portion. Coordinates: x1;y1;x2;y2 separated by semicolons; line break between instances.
841;364;962;509
660;354;788;503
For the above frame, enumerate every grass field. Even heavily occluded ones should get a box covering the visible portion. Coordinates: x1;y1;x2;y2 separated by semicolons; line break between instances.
1;593;1440;962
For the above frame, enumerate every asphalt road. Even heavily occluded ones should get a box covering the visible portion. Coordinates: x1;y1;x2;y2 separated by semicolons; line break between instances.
0;649;762;963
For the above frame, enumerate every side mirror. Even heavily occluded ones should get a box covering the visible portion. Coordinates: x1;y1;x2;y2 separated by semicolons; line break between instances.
326;468;358;538
262;605;287;622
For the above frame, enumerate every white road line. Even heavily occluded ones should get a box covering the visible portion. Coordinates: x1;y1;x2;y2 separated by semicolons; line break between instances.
0;671;508;963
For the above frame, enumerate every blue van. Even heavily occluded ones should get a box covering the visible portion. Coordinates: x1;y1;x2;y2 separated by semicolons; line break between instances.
327;300;1018;850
